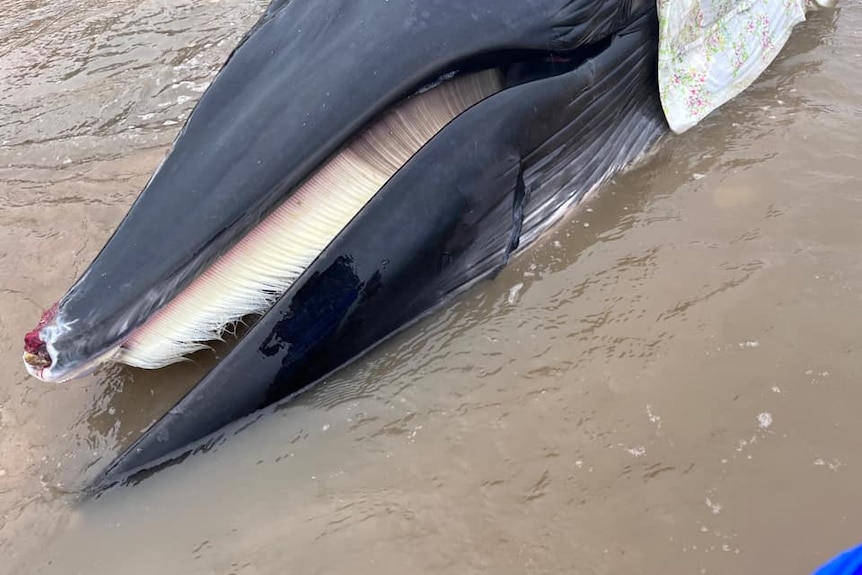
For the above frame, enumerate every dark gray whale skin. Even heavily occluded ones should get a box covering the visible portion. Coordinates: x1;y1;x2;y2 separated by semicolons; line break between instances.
91;1;667;492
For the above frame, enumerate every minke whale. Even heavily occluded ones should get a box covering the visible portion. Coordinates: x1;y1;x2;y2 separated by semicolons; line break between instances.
22;0;673;489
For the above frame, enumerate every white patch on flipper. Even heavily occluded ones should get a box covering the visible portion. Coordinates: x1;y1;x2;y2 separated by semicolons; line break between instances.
117;70;503;369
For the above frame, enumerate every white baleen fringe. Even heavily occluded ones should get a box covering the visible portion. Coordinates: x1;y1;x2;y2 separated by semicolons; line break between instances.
118;70;503;369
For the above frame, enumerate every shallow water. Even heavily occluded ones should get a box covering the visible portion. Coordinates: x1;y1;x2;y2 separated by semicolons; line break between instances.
1;1;861;574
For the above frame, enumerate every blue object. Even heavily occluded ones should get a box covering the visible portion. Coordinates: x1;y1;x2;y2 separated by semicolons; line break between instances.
814;544;862;575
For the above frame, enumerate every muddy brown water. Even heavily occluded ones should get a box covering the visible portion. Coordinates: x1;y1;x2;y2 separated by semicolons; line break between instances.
1;1;861;574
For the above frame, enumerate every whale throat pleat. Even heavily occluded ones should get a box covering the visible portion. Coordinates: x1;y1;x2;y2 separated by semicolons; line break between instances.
118;69;503;369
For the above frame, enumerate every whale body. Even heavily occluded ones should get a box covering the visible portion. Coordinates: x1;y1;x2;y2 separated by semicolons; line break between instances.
24;0;670;489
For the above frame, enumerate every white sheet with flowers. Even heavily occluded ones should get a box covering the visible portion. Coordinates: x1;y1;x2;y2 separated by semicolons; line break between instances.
658;0;825;133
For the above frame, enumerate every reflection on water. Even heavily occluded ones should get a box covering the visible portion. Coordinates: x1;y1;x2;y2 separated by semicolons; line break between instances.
1;1;861;574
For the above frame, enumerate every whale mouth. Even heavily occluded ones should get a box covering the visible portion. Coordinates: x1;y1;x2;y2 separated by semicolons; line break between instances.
22;68;500;382
23;340;119;384
22;39;611;384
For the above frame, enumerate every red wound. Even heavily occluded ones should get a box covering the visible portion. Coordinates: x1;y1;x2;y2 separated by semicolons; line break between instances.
24;329;43;353
23;302;58;353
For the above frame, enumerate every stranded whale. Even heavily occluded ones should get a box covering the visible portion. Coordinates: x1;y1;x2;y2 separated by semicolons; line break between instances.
20;0;834;489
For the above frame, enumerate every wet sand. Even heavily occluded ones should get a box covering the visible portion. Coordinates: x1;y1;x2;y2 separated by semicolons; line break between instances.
1;1;861;574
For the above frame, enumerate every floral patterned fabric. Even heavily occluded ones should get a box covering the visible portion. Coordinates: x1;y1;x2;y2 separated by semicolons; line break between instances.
658;0;817;133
